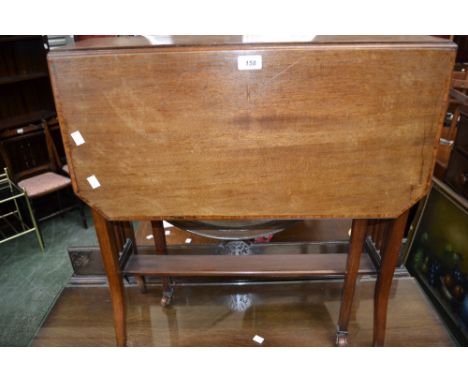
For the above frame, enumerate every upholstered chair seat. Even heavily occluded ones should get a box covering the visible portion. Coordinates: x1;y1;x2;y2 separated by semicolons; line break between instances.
18;172;71;198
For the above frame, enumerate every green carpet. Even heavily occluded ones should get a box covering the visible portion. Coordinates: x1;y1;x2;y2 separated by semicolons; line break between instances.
0;208;97;346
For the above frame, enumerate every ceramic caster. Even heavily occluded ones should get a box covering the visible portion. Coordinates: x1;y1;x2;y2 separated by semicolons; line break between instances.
160;295;171;307
135;276;147;294
160;288;174;307
336;330;348;347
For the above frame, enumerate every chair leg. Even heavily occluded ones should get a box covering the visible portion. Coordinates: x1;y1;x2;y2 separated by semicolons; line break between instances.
65;186;87;229
56;190;64;218
24;192;45;252
92;208;127;346
34;224;46;253
373;210;409;346
336;219;367;346
78;202;88;229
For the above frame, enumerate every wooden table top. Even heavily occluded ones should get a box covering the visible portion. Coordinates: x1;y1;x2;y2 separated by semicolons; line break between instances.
48;36;456;220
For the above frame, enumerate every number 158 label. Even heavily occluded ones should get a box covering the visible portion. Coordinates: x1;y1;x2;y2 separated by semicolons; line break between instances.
238;55;262;70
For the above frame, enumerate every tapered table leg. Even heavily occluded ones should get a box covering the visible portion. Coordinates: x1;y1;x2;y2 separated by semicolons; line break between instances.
375;220;390;253
368;220;377;243
336;219;368;346
151;220;173;306
373;210;409;346
92;209;127;346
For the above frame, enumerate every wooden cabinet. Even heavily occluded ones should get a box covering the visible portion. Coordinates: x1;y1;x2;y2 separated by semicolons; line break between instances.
0;36;73;221
446;106;468;198
0;36;55;133
435;64;468;179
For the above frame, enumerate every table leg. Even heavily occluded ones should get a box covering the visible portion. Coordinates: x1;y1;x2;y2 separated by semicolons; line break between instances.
121;221;146;293
368;220;377;243
92;208;127;346
375;220;390;253
151;220;173;306
373;210;409;346
336;219;368;346
113;222;125;250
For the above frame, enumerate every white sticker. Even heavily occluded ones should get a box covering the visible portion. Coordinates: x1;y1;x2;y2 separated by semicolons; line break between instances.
252;335;264;344
238;55;262;71
163;221;174;228
16;128;24;134
71;131;85;146
185;238;192;244
145;234;154;240
165;230;171;236
86;175;101;189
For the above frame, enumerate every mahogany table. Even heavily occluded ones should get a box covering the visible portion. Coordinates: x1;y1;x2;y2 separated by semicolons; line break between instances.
48;35;455;346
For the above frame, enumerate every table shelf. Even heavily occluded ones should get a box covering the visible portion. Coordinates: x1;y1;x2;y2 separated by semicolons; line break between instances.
123;252;375;278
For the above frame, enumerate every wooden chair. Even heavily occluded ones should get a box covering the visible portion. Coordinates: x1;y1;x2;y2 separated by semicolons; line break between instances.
42;116;71;175
0;118;87;227
43;118;88;228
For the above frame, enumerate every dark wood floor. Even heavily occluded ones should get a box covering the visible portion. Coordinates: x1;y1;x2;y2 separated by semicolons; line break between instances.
33;277;455;346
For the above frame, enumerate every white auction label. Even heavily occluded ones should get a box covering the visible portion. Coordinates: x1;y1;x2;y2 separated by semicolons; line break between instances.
87;175;101;189
71;131;85;146
238;55;262;70
252;335;264;344
163;221;174;228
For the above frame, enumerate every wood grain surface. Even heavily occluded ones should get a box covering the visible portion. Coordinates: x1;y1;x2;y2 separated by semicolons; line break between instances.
48;38;455;220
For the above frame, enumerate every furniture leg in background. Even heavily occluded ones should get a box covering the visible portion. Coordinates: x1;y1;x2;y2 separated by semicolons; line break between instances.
120;221;145;292
336;219;368;346
151;220;173;306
